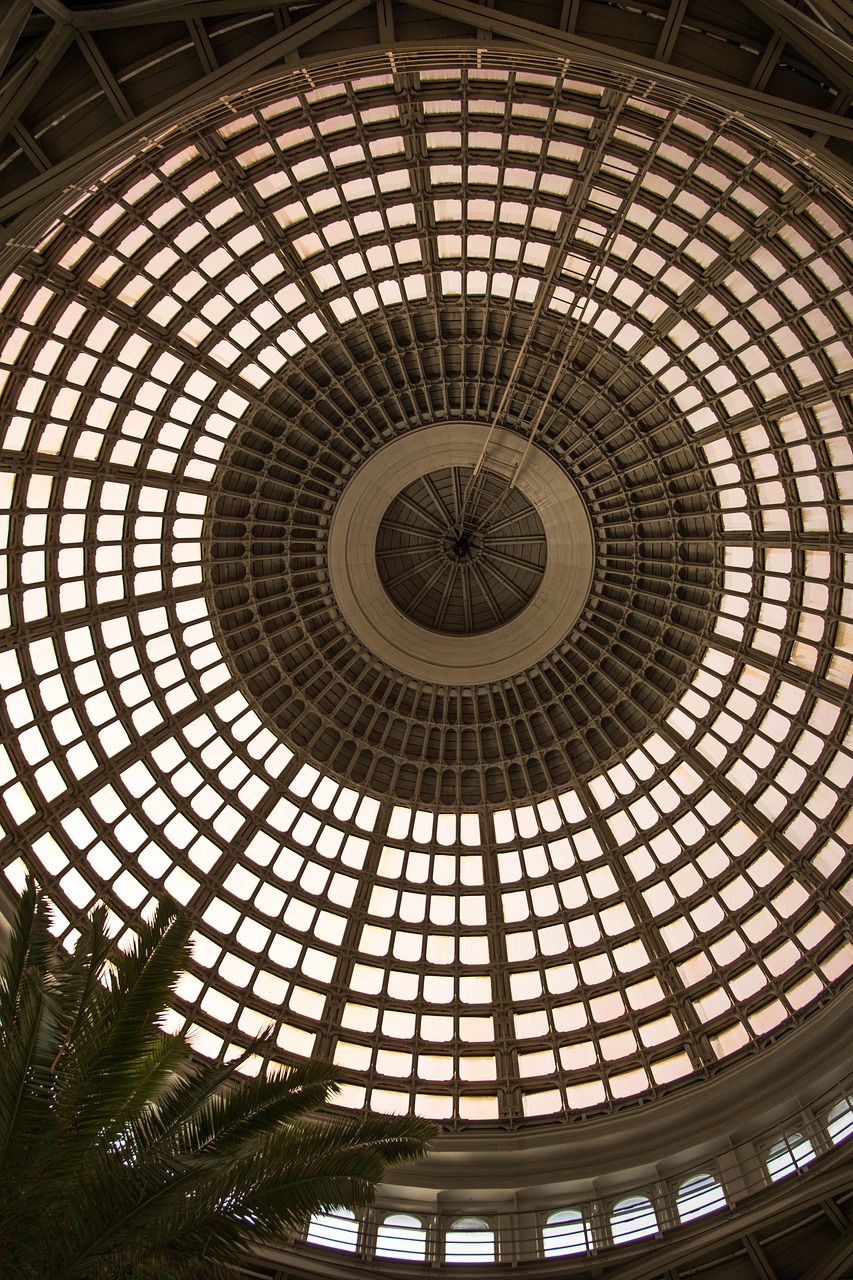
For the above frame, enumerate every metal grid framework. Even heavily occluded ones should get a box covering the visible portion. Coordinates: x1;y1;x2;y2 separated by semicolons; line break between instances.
0;42;852;1134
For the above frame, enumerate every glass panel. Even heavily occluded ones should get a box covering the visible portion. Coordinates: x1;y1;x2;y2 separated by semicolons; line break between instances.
543;1209;591;1256
445;1217;495;1263
611;1196;658;1243
827;1100;853;1145
376;1213;426;1261
306;1210;358;1252
766;1134;817;1181
677;1174;726;1222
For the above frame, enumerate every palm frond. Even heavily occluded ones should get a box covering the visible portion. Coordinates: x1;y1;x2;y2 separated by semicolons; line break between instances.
116;1029;195;1124
0;876;55;1037
50;903;114;1072
0;882;436;1280
176;1057;339;1157
0;882;63;1176
60;900;192;1141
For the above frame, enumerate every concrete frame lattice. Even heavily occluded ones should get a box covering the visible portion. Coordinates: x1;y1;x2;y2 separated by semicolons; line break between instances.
0;4;853;1276
0;43;851;1125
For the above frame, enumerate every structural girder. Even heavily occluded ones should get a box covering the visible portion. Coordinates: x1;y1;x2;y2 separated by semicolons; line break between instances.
1;0;853;241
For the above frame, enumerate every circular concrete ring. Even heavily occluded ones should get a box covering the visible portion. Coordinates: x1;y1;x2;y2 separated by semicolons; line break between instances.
328;423;595;683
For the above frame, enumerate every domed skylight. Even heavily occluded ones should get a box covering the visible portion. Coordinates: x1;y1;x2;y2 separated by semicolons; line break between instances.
0;59;852;1127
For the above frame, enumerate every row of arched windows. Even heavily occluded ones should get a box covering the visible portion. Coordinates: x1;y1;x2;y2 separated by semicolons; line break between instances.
306;1098;853;1262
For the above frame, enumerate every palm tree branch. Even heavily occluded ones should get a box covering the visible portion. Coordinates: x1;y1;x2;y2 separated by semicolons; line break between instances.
172;1058;340;1157
0;887;63;1176
0;884;435;1280
49;904;113;1072
58;903;192;1140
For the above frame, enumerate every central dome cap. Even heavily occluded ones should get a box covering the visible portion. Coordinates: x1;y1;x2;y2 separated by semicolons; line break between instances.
376;464;547;635
328;423;594;684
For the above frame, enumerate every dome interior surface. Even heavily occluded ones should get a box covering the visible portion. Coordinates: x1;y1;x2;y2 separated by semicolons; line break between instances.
375;464;548;635
0;48;851;1140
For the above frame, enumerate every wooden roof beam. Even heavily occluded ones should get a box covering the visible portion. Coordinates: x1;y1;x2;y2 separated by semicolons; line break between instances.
0;0;34;80
0;18;75;150
655;0;689;64
77;28;133;122
187;15;218;73
802;0;853;40
33;0;295;32
739;0;853;96
0;0;371;229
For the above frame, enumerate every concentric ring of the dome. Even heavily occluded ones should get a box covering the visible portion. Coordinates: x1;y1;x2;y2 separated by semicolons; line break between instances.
0;58;852;1128
214;417;596;793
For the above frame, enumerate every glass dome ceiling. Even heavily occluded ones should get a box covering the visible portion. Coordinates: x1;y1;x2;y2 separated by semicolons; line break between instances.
1;56;852;1128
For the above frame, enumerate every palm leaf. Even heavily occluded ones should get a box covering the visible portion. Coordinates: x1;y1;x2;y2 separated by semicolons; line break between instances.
58;900;192;1141
173;1056;339;1157
0;883;63;1174
0;881;435;1280
50;903;114;1073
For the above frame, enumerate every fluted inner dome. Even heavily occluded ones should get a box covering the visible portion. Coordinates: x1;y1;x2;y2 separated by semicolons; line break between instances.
376;466;548;635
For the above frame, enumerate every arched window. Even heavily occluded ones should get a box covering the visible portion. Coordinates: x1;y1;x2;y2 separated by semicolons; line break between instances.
543;1208;591;1256
677;1174;726;1222
610;1195;658;1244
445;1216;495;1263
306;1209;358;1252
376;1213;426;1262
827;1099;853;1146
766;1133;816;1182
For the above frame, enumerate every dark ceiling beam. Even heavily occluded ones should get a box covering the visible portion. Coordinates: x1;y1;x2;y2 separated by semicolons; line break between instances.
819;1195;850;1234
410;0;853;143
559;0;580;33
802;0;853;39
187;16;218;73
10;119;49;171
0;0;34;80
655;0;689;63
810;80;853;148
0;18;75;150
738;0;853;95
743;1233;779;1280
0;0;372;231
77;29;133;122
376;0;394;45
800;1216;853;1280
750;30;786;89
32;0;73;22
32;0;293;31
0;16;60;112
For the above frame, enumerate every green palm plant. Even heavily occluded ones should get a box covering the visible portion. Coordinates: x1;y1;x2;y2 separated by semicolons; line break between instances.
0;878;433;1279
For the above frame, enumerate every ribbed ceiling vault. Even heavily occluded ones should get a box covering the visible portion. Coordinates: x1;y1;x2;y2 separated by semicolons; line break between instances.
2;0;853;253
1;29;852;1117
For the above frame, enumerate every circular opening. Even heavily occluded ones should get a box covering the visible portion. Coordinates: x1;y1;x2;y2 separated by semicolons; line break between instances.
327;423;595;688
